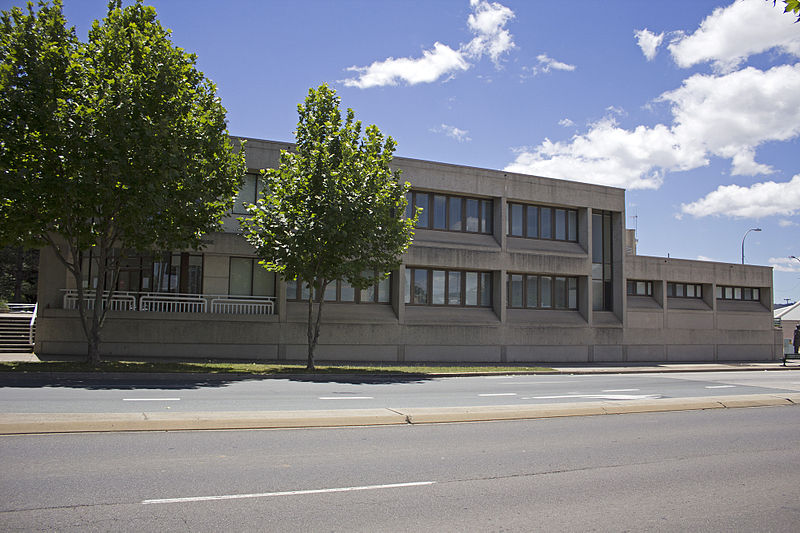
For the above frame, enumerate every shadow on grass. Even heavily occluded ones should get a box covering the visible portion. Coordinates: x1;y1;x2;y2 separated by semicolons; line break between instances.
0;361;436;389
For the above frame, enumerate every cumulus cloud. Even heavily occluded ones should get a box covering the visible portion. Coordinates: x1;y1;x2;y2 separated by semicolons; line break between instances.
558;118;574;127
770;256;800;272
634;28;664;61
432;123;472;143
464;0;516;64
681;175;800;218
342;0;515;88
668;0;800;72
505;63;800;190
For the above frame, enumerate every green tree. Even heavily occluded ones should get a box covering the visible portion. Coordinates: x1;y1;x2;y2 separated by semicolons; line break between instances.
241;84;416;369
0;1;245;364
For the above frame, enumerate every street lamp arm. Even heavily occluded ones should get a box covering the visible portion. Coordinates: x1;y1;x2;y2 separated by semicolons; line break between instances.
741;228;762;265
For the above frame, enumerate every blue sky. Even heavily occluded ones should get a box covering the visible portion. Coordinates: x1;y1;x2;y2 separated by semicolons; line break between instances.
8;0;800;302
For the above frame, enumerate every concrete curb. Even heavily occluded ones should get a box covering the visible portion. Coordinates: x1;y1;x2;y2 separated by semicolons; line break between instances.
1;393;798;434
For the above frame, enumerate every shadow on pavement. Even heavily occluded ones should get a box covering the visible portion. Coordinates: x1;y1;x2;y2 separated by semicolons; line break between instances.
0;371;433;390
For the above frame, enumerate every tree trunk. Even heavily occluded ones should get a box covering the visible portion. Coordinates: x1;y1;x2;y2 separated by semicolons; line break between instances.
305;279;328;370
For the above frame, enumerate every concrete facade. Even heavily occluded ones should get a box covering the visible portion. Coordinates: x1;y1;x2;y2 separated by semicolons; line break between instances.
34;138;781;362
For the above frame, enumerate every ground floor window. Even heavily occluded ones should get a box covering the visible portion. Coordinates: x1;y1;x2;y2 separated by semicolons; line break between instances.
405;267;492;307
667;282;703;299
508;273;578;310
229;257;275;297
627;280;653;296
716;285;760;301
286;273;390;303
80;250;202;294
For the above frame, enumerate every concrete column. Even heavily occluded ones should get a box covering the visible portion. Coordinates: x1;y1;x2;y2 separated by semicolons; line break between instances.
496;196;507;251
495;269;507;323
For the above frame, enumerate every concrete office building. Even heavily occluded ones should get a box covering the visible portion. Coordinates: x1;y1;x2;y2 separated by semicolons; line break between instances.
34;138;782;362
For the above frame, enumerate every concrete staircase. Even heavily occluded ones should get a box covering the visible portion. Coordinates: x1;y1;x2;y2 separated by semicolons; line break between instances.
0;313;35;353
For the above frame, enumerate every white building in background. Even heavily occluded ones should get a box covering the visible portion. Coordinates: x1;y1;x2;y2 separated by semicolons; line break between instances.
34;138;782;362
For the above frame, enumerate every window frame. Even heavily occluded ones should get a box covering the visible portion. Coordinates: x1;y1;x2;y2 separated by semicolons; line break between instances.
406;191;493;235
507;273;578;310
715;285;761;301
507;201;578;242
626;280;654;297
405;267;493;307
666;282;703;299
286;274;391;304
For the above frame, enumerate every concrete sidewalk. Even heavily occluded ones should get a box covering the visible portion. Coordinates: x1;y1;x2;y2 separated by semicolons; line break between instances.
2;351;799;373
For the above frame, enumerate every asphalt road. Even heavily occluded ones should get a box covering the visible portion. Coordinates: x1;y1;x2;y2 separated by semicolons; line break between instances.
0;370;798;413
2;406;799;531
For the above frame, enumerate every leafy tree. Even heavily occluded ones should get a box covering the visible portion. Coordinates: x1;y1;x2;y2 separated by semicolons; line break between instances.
241;84;416;369
0;1;245;363
0;246;38;303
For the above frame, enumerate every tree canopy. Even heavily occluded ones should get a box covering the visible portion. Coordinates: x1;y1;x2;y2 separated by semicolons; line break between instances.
241;84;416;369
0;0;246;362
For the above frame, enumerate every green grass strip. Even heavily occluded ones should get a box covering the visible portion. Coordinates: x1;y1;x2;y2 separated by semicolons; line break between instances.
0;360;554;375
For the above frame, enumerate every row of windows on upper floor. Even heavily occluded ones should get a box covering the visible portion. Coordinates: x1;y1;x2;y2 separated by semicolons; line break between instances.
403;191;580;243
627;280;762;301
232;174;586;244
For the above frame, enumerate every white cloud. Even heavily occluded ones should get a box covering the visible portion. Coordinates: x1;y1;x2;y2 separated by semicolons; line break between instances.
342;0;515;89
528;53;576;75
432;123;472;143
634;28;664;61
465;0;516;64
505;63;800;190
770;256;800;272
558;118;574;127
681;174;800;218
343;43;469;89
668;0;800;72
779;219;798;227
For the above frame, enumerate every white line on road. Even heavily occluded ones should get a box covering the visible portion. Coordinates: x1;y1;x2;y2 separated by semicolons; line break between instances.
478;393;518;397
318;396;374;400
142;481;437;505
705;385;736;389
529;394;661;400
602;389;640;392
122;398;181;401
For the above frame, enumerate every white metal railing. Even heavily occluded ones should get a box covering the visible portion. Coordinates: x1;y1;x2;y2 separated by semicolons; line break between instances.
210;296;274;315
62;290;137;311
140;294;207;313
7;303;36;313
60;290;275;316
29;302;37;345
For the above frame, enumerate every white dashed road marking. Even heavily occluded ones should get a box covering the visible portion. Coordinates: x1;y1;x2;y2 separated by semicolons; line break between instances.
142;481;437;505
122;398;181;401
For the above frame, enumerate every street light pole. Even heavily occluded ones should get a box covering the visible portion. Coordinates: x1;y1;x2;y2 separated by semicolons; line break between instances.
741;228;762;264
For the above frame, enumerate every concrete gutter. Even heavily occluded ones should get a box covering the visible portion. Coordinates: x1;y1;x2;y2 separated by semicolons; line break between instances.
1;393;798;435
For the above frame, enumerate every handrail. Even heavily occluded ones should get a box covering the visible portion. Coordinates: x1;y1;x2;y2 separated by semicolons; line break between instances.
60;290;276;316
29;302;37;345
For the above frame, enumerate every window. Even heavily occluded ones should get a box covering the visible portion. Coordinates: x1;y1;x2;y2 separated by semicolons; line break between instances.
229;258;275;297
232;173;260;215
406;267;492;306
508;273;578;310
287;273;390;304
80;250;202;294
592;211;613;311
716;285;761;301
406;191;492;234
627;280;653;296
507;202;578;242
667;282;703;299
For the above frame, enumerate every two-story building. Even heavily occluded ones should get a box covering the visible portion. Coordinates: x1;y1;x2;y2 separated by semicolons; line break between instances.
34;138;781;362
